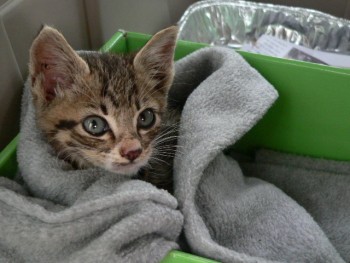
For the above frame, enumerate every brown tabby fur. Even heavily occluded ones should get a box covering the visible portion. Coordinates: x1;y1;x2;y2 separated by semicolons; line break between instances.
29;26;180;192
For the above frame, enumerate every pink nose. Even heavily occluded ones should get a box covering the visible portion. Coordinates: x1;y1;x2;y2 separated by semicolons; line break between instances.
120;148;142;162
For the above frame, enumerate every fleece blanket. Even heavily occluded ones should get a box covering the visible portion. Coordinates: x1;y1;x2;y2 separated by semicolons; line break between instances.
0;46;346;263
171;47;347;262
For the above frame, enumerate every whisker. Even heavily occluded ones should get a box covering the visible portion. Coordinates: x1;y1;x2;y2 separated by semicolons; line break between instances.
153;136;179;146
173;69;198;74
153;152;177;158
172;82;195;86
148;156;170;166
155;148;183;155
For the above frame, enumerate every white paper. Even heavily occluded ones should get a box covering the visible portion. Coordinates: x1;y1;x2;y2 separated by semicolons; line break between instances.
241;35;350;68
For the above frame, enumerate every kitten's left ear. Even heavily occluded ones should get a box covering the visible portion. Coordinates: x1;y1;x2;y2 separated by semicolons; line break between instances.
133;26;178;91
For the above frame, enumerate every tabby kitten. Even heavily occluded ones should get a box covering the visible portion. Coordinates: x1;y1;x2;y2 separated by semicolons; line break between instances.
29;26;179;191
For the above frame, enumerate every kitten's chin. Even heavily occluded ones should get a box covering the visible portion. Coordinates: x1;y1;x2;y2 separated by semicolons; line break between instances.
105;160;148;176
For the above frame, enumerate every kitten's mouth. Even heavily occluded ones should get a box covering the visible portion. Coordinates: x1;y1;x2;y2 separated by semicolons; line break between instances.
107;158;149;176
118;162;134;166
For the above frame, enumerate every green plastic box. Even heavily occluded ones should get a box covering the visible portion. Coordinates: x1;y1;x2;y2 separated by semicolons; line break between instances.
2;30;350;262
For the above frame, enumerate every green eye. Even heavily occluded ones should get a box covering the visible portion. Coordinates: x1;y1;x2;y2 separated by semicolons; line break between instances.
83;116;109;136
137;108;156;129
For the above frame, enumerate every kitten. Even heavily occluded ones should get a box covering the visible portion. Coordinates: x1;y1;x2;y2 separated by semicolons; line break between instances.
29;26;180;192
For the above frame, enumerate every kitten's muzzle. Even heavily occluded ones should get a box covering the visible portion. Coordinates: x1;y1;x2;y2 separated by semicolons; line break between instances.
120;148;143;162
119;138;143;162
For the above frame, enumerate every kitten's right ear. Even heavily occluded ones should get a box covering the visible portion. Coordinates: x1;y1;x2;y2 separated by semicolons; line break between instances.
29;26;89;103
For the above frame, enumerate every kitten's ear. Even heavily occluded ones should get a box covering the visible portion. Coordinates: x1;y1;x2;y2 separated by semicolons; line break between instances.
133;26;178;91
29;26;89;102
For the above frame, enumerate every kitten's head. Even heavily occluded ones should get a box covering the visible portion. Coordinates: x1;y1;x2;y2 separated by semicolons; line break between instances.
29;26;178;175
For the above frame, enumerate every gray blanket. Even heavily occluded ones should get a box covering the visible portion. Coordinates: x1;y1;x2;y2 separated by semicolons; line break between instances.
0;46;347;263
171;48;347;262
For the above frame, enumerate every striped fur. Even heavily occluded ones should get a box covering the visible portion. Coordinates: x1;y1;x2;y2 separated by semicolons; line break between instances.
29;26;179;192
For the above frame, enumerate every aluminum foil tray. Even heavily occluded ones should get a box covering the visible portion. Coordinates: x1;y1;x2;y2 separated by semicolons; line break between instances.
178;0;350;54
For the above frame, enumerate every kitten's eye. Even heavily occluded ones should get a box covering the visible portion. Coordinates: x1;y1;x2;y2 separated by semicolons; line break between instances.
137;108;155;129
83;116;109;136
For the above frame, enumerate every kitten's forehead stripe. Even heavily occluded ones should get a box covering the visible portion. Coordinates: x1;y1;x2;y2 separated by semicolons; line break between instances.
127;90;133;107
135;98;141;111
55;120;78;130
79;51;141;114
100;104;108;115
106;90;119;108
101;84;108;97
128;83;138;107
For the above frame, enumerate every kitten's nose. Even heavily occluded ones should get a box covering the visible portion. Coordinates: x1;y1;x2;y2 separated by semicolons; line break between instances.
120;148;142;162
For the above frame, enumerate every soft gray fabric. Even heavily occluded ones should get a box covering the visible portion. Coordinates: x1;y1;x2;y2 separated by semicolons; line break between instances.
1;46;347;263
241;149;350;261
171;47;345;262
